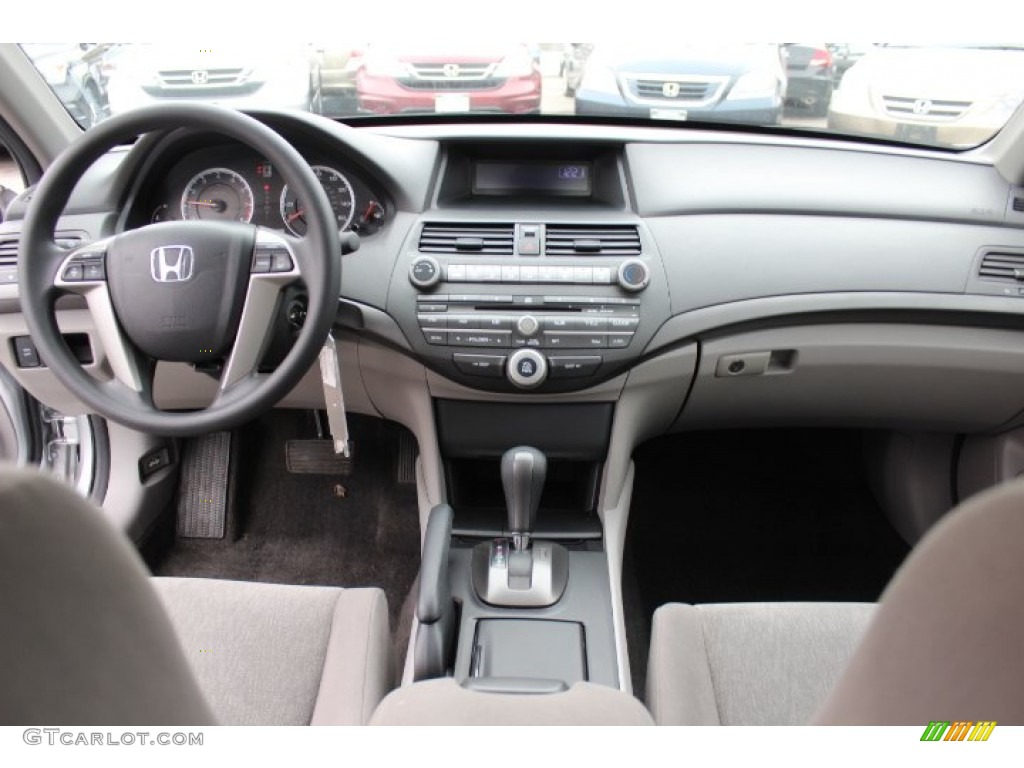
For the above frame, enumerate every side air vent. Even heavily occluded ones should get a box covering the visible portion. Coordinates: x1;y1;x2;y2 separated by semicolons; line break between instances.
978;251;1024;282
0;236;18;266
544;225;641;256
1013;197;1024;213
418;223;515;255
0;233;83;284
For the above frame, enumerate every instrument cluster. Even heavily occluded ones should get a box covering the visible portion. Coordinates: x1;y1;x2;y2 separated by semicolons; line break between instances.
146;144;387;237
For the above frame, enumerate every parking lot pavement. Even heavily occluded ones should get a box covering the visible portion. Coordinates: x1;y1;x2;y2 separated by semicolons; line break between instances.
541;75;575;115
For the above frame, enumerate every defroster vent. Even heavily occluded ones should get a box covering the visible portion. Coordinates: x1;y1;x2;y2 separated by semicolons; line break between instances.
418;223;515;255
544;225;641;256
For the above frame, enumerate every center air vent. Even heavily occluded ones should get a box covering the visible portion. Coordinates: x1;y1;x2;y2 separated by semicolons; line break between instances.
418;223;514;255
978;250;1024;282
544;225;641;256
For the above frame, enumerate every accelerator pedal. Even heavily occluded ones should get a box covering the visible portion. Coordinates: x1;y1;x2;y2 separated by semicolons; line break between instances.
176;431;232;539
286;439;354;475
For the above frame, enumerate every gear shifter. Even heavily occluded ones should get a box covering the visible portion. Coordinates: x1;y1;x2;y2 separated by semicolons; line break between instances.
472;445;568;607
501;446;546;551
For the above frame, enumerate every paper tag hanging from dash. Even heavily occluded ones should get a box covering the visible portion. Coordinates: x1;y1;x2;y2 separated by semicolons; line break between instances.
318;331;351;457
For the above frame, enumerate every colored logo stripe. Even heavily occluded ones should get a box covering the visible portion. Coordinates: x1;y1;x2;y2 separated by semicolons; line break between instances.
920;721;996;742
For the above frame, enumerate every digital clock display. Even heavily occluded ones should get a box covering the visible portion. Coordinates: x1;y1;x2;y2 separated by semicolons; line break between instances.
473;162;592;196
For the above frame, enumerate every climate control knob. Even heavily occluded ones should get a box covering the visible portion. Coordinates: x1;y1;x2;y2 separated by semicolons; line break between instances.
409;256;441;289
507;349;547;389
617;259;650;292
516;315;540;337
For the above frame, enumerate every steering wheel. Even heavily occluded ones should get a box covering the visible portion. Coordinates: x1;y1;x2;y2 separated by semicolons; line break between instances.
18;104;340;437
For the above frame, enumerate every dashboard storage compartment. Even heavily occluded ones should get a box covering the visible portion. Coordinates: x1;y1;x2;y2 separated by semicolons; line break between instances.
470;619;587;687
677;323;1024;432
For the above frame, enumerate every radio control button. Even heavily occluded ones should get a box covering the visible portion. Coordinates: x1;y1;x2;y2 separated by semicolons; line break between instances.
520;265;539;281
573;267;594;284
446;264;467;282
410;257;441;289
617;259;650;292
424;330;448;345
608;333;632;348
453;354;506;377
592;267;613;284
418;314;447;328
516;315;540;337
501;265;521;282
549;356;602;378
507;349;547;389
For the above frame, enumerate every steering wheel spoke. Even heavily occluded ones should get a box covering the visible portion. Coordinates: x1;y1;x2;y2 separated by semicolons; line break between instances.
55;239;151;394
218;228;303;392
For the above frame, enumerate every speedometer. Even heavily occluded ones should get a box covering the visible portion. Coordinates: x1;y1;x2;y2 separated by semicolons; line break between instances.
180;167;254;223
279;165;355;236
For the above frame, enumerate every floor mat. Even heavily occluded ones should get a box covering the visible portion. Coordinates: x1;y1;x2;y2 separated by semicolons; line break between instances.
154;411;421;633
624;429;910;698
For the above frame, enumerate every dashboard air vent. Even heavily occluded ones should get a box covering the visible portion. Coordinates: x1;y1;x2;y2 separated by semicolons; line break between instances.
544;225;641;256
978;251;1024;282
418;223;514;255
0;235;19;267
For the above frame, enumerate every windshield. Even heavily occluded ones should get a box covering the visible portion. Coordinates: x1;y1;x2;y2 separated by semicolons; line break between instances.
18;42;1024;149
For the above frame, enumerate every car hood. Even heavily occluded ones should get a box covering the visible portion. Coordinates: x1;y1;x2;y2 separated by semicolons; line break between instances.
126;45;309;72
593;44;779;76
849;46;1024;97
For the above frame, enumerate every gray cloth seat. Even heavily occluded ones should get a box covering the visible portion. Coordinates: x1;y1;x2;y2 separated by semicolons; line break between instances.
647;602;874;725
0;467;392;725
647;477;1024;725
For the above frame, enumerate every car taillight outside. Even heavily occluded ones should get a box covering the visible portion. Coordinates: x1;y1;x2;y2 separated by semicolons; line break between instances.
810;49;832;70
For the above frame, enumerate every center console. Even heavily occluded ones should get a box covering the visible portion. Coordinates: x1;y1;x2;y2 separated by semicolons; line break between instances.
415;443;621;690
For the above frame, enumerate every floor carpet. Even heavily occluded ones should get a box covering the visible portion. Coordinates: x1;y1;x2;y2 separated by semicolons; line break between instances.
153;411;422;636
623;428;910;698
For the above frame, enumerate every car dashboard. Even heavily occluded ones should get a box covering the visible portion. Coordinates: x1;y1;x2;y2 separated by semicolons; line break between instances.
5;112;1024;441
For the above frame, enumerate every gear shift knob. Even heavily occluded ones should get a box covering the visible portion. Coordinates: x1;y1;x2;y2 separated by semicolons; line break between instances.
501;446;547;550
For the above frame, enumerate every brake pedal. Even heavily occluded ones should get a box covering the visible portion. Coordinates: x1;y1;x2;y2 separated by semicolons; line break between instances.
286;439;354;475
177;431;231;539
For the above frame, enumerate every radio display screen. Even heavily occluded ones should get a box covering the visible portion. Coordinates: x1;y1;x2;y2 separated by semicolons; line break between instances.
473;162;592;197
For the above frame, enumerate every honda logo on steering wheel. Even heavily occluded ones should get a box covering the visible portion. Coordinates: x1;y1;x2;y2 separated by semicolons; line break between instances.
151;245;195;283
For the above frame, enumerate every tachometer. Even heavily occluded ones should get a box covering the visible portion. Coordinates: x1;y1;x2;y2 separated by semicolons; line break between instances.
180;167;254;223
279;165;355;236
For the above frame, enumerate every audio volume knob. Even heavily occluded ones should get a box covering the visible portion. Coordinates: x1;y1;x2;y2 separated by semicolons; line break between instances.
507;349;547;389
516;315;540;337
409;256;441;289
617;259;650;292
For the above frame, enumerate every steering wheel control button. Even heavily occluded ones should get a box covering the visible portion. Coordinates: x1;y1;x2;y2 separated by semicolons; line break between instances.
507;349;547;389
252;252;273;273
549;356;602;378
61;250;107;282
617;259;651;292
62;264;84;281
270;251;294;273
409;256;441;289
453;353;506;377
